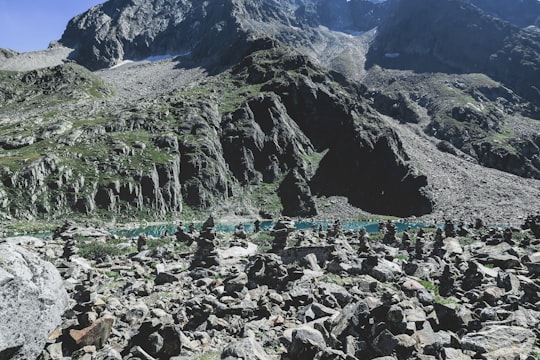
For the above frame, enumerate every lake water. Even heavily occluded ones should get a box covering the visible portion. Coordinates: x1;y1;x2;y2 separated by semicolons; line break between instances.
116;220;427;238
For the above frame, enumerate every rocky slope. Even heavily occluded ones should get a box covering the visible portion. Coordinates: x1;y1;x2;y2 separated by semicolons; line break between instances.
366;0;540;107
0;42;433;221
0;0;538;222
6;217;540;360
467;0;540;28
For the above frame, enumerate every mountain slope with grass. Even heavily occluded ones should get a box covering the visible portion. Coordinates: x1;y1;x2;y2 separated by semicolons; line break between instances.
0;0;538;223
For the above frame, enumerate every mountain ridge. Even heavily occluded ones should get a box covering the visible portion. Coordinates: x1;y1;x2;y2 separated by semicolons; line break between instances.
0;0;538;222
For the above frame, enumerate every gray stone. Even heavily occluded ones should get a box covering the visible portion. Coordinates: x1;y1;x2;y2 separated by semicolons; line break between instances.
0;243;69;360
372;329;398;356
289;327;327;359
443;347;472;360
461;326;535;357
371;258;403;282
443;238;463;255
221;336;271;360
125;301;150;325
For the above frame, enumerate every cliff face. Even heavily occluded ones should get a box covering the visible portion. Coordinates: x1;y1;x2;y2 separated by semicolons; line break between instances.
367;0;540;106
59;0;390;74
0;43;433;220
60;0;245;70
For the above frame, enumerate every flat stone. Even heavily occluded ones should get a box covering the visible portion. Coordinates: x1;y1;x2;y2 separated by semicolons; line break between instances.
69;316;115;349
443;347;472;360
443;238;463;255
219;243;258;259
461;326;535;357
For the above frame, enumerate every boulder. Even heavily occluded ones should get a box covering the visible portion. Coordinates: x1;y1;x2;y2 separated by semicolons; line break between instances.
461;326;535;358
0;242;69;360
288;327;327;359
221;336;271;360
69;316;115;349
372;329;399;357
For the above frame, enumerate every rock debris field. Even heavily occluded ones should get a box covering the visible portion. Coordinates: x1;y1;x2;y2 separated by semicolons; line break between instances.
1;215;540;360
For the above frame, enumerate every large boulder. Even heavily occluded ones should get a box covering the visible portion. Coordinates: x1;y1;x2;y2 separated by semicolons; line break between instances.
0;242;69;360
461;326;536;358
221;336;271;360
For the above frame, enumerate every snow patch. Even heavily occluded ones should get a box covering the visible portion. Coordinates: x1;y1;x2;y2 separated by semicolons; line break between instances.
109;52;191;69
341;29;365;36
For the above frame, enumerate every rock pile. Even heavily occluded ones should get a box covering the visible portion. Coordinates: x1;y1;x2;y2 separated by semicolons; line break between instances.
1;216;539;360
270;217;295;252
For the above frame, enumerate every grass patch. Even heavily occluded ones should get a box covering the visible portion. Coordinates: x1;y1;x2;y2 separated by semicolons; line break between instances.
78;238;134;260
105;271;120;280
195;352;220;360
457;237;476;246
147;237;173;251
251;231;274;252
2;220;60;236
248;180;283;217
419;279;461;307
419;279;439;294
395;254;408;261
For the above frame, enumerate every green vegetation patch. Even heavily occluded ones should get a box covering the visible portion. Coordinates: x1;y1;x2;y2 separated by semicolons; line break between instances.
78;237;135;260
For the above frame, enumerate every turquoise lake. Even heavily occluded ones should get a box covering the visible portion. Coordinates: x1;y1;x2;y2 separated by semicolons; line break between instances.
115;220;427;238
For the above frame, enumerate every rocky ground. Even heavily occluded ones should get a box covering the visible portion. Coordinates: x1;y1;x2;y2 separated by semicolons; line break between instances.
1;215;540;360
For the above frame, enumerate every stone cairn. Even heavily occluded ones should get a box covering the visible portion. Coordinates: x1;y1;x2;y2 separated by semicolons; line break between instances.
270;217;295;252
326;219;344;239
523;214;540;238
382;220;398;245
253;219;261;233
56;221;79;260
231;223;248;248
137;233;148;252
432;228;444;257
175;221;195;246
415;236;424;260
503;227;514;245
457;220;470;236
62;238;78;260
191;216;220;268
357;227;370;254
400;227;412;252
444;219;456;238
474;217;485;229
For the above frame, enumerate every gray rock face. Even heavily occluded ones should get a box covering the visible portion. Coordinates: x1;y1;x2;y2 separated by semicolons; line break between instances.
59;0;390;71
368;0;540;106
0;242;69;360
60;0;246;70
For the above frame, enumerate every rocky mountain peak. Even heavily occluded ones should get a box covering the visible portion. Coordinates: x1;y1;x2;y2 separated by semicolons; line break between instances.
60;0;392;71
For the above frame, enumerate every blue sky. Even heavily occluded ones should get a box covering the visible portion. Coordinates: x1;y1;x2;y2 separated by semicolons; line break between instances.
0;0;104;52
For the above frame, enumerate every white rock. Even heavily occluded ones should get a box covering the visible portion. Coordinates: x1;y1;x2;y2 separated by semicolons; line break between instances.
0;242;68;360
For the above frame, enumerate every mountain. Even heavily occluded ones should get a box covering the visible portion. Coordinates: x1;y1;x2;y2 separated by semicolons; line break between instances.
0;0;538;223
366;0;540;106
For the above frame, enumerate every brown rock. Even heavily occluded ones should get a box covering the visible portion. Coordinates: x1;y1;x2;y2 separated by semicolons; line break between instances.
69;316;115;349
